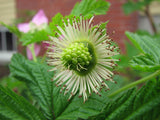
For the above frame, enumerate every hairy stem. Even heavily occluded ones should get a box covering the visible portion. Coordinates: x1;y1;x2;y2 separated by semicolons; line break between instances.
29;44;37;62
144;5;157;34
108;70;160;97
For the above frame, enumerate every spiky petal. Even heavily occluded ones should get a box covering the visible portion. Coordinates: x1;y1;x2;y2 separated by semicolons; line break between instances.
46;16;119;102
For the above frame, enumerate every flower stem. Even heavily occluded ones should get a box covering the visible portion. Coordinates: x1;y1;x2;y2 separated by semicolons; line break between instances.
108;70;160;97
30;44;37;62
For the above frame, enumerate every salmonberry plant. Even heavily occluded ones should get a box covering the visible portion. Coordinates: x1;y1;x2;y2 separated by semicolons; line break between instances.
0;0;160;120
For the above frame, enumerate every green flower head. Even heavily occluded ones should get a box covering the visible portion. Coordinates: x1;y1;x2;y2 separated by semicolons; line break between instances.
46;16;119;102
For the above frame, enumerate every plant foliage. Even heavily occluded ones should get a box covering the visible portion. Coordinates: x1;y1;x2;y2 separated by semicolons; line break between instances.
0;84;45;120
126;32;160;72
71;0;110;16
20;27;51;46
90;79;160;120
9;54;54;119
0;22;21;38
9;54;124;120
0;0;160;120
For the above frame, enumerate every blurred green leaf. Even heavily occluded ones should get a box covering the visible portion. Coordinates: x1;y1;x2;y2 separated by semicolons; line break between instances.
71;0;110;16
0;22;21;38
20;26;51;46
0;77;23;89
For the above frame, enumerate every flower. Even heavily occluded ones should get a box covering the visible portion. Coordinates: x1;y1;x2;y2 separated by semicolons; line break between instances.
17;9;48;60
17;9;48;33
46;16;119;102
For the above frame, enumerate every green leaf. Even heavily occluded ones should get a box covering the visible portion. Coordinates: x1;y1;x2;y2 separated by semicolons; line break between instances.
9;54;54;119
71;0;110;16
49;13;65;37
20;27;51;46
52;86;70;118
10;54;124;120
56;76;124;120
0;22;21;38
92;21;109;35
0;85;45;120
49;13;82;37
49;12;109;39
130;54;160;72
49;0;110;38
9;54;73;119
90;79;160;120
125;32;160;71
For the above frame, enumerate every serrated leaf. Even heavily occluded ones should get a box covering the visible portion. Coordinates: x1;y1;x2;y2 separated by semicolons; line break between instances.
0;22;21;38
92;21;109;35
130;54;160;72
0;85;45;120
49;0;110;38
9;54;124;120
56;76;124;120
71;0;110;16
49;13;83;37
9;54;75;119
20;27;51;46
90;79;160;120
49;13;66;37
125;32;159;56
49;12;108;39
9;54;54;119
125;32;160;71
52;86;70;118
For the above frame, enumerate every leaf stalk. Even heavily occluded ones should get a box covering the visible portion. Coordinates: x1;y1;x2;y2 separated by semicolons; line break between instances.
108;70;160;97
29;44;37;62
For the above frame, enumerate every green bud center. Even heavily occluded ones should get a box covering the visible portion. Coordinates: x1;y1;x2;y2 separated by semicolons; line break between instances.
61;42;93;73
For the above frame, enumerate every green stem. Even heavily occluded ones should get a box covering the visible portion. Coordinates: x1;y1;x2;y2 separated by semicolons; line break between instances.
108;70;160;97
29;44;37;62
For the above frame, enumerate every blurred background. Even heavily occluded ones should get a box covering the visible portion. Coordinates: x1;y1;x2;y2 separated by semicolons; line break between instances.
0;0;160;79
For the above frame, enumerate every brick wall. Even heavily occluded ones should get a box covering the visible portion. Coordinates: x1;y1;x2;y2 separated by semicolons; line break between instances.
16;0;138;53
100;0;138;52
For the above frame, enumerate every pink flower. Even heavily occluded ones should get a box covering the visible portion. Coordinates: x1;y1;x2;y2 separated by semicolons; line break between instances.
17;9;48;60
17;23;30;33
31;10;48;26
